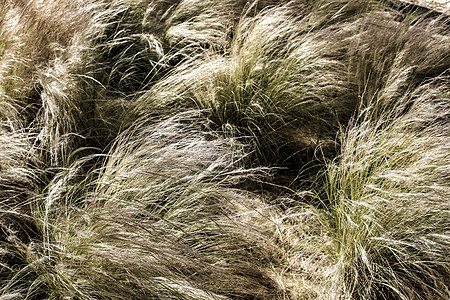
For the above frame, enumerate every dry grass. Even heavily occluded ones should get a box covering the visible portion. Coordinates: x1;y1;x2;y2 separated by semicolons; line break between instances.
0;0;449;299
316;75;450;299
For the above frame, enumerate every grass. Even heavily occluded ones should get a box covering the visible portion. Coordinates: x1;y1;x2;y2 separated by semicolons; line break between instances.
134;3;353;165
4;113;285;298
0;0;449;299
318;76;450;298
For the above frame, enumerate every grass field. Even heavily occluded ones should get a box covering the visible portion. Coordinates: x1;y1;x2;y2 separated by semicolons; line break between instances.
0;0;449;299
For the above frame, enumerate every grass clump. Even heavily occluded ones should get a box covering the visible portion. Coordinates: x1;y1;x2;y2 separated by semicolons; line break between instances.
0;0;449;299
0;0;110;165
316;77;450;299
136;3;354;165
7;113;291;299
345;10;450;111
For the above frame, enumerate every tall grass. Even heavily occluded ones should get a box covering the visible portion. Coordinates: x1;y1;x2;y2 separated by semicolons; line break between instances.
134;0;450;166
135;3;355;165
0;0;449;299
1;113;288;299
0;0;105;164
316;76;450;299
0;123;43;299
345;10;450;112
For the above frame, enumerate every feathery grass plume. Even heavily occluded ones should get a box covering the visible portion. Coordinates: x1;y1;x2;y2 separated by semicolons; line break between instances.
165;0;244;54
0;0;148;165
344;7;450;112
4;112;292;298
136;3;352;165
0;0;39;123
164;0;297;57
253;197;336;299
0;0;105;165
0;123;41;214
0;123;44;299
0;0;98;119
99;0;281;94
316;75;450;299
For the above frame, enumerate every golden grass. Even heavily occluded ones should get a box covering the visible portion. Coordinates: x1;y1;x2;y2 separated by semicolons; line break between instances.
0;0;449;299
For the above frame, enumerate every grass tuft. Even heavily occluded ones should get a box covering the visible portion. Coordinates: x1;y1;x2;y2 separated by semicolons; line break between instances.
1;0;449;299
317;76;450;299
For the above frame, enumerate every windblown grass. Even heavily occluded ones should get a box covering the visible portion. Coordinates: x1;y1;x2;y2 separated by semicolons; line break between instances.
315;76;450;299
1;113;286;298
135;3;354;165
0;0;107;164
0;0;449;299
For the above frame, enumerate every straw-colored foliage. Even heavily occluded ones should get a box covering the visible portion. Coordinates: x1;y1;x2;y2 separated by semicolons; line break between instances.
1;0;449;299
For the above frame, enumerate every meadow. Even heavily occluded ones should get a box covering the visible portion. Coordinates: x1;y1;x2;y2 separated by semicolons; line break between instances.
0;0;449;299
